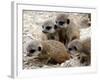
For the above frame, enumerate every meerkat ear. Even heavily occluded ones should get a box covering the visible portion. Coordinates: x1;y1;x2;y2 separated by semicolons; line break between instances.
66;19;70;24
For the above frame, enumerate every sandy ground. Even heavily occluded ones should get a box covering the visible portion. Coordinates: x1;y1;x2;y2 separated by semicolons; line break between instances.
22;10;91;69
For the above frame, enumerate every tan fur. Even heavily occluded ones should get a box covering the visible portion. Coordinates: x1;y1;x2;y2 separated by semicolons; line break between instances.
42;20;60;41
67;38;91;65
55;14;80;47
82;38;91;54
26;40;70;64
39;40;70;64
80;13;91;28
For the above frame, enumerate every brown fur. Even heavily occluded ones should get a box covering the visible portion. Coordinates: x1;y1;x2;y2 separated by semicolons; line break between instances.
67;38;91;66
42;20;60;41
80;13;91;28
26;40;70;64
38;40;70;64
55;14;80;47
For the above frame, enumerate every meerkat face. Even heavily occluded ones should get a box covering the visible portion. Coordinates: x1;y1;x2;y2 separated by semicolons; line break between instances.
55;14;70;28
42;20;58;34
26;40;43;57
67;39;83;55
80;14;91;28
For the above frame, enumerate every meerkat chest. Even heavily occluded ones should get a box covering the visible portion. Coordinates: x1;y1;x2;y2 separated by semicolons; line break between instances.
48;33;59;40
58;29;68;44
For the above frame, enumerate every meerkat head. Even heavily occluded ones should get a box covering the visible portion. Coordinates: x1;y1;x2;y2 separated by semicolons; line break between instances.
67;39;83;55
42;20;58;34
26;40;43;57
55;14;70;28
80;13;91;28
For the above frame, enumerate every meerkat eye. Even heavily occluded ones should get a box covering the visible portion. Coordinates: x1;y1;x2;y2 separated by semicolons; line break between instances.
38;46;41;51
59;21;65;25
68;48;73;51
46;26;52;30
29;49;36;53
73;46;77;51
54;25;58;29
66;19;70;24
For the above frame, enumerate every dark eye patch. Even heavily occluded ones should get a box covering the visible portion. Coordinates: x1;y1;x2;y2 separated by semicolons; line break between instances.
46;26;52;30
29;49;36;53
73;46;77;51
68;48;73;51
38;46;41;51
59;21;65;25
68;46;77;51
66;19;70;24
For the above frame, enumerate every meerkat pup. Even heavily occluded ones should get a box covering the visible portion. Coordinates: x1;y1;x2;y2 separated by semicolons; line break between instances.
67;37;91;66
80;13;91;28
42;20;59;41
55;14;80;47
26;40;70;65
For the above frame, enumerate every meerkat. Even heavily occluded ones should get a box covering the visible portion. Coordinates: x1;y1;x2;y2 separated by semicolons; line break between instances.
42;20;59;41
67;38;91;66
55;14;80;47
26;40;70;65
80;13;91;28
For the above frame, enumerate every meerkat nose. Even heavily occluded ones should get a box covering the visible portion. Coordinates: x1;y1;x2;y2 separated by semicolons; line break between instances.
54;24;58;29
42;30;48;33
